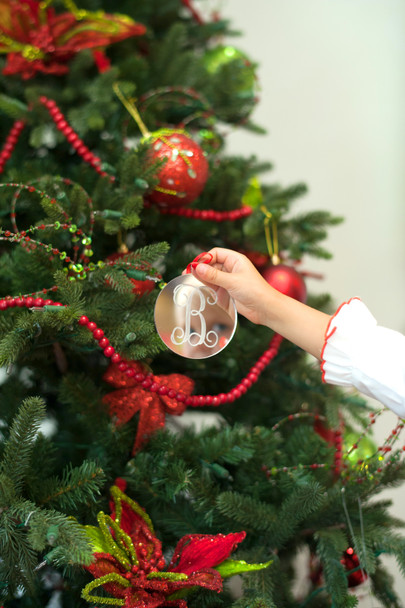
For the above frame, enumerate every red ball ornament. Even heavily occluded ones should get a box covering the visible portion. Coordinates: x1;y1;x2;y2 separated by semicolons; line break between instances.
106;252;155;296
239;249;269;270
341;548;368;587
146;129;209;207
261;263;307;303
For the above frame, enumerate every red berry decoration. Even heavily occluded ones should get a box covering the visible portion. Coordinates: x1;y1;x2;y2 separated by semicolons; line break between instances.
261;263;307;303
146;128;209;207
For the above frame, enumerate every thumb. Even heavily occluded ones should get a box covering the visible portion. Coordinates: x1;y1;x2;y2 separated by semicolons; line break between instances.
193;262;233;290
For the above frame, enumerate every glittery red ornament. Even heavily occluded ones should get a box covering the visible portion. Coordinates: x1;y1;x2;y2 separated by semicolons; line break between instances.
261;263;307;303
146;129;209;207
103;362;194;454
341;548;368;587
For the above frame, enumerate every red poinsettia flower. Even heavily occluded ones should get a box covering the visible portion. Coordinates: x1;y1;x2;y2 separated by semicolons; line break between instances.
81;480;270;608
103;362;195;454
0;0;146;79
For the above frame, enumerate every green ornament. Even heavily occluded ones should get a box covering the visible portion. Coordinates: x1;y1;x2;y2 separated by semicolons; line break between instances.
344;432;377;465
198;128;224;154
242;176;263;208
202;45;257;121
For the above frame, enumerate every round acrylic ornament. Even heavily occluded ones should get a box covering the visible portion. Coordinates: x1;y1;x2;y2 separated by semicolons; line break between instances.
154;273;237;359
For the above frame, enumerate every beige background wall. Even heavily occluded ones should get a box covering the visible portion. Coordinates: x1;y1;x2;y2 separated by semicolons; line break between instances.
221;0;405;603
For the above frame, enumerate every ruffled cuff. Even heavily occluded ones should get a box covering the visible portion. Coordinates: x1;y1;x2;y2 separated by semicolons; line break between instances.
321;298;405;418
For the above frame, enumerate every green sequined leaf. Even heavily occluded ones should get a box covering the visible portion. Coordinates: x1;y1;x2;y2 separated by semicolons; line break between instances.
215;558;272;578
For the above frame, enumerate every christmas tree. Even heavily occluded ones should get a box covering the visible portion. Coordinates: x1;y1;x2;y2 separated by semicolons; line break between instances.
0;1;405;607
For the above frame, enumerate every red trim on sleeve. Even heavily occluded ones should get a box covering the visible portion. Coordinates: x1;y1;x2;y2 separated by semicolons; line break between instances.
320;297;361;383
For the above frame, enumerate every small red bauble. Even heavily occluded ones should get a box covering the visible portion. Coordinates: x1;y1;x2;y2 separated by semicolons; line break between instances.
145;129;209;207
341;548;368;587
106;252;155;296
239;249;269;270
261;263;307;303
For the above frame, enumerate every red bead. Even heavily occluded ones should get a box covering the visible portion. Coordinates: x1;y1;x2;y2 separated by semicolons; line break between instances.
203;395;213;405
87;321;97;331
231;388;242;399
241;378;252;388
93;328;104;339
134;372;145;382
24;297;34;307
126;368;135;378
51;111;63;122
66;133;79;144
0;300;7;310
98;337;109;348
15;298;25;307
174;391;185;401
33;297;44;307
149;382;160;393
142;378;153;389
211;396;220;406
104;345;115;357
167;389;176;399
62;127;73;137
118;361;128;371
111;353;121;363
158;386;169;396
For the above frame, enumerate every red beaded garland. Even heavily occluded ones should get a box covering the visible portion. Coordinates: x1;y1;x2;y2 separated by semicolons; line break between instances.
0;295;283;407
153;203;252;222
39;96;114;182
0;119;26;174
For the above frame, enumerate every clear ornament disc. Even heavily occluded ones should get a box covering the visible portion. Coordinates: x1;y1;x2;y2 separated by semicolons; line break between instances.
154;274;237;359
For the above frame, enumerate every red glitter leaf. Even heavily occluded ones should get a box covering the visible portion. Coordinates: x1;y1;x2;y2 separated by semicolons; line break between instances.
169;532;246;575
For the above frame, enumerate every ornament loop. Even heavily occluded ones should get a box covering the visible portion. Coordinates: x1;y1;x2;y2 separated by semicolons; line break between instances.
186;251;213;274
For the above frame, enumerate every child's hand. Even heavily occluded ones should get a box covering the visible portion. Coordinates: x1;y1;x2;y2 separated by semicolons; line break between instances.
186;248;274;326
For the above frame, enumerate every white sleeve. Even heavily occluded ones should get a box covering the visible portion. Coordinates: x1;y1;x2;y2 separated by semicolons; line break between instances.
321;298;405;418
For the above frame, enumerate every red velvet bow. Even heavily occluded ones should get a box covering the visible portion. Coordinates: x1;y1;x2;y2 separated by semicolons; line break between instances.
103;362;194;454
